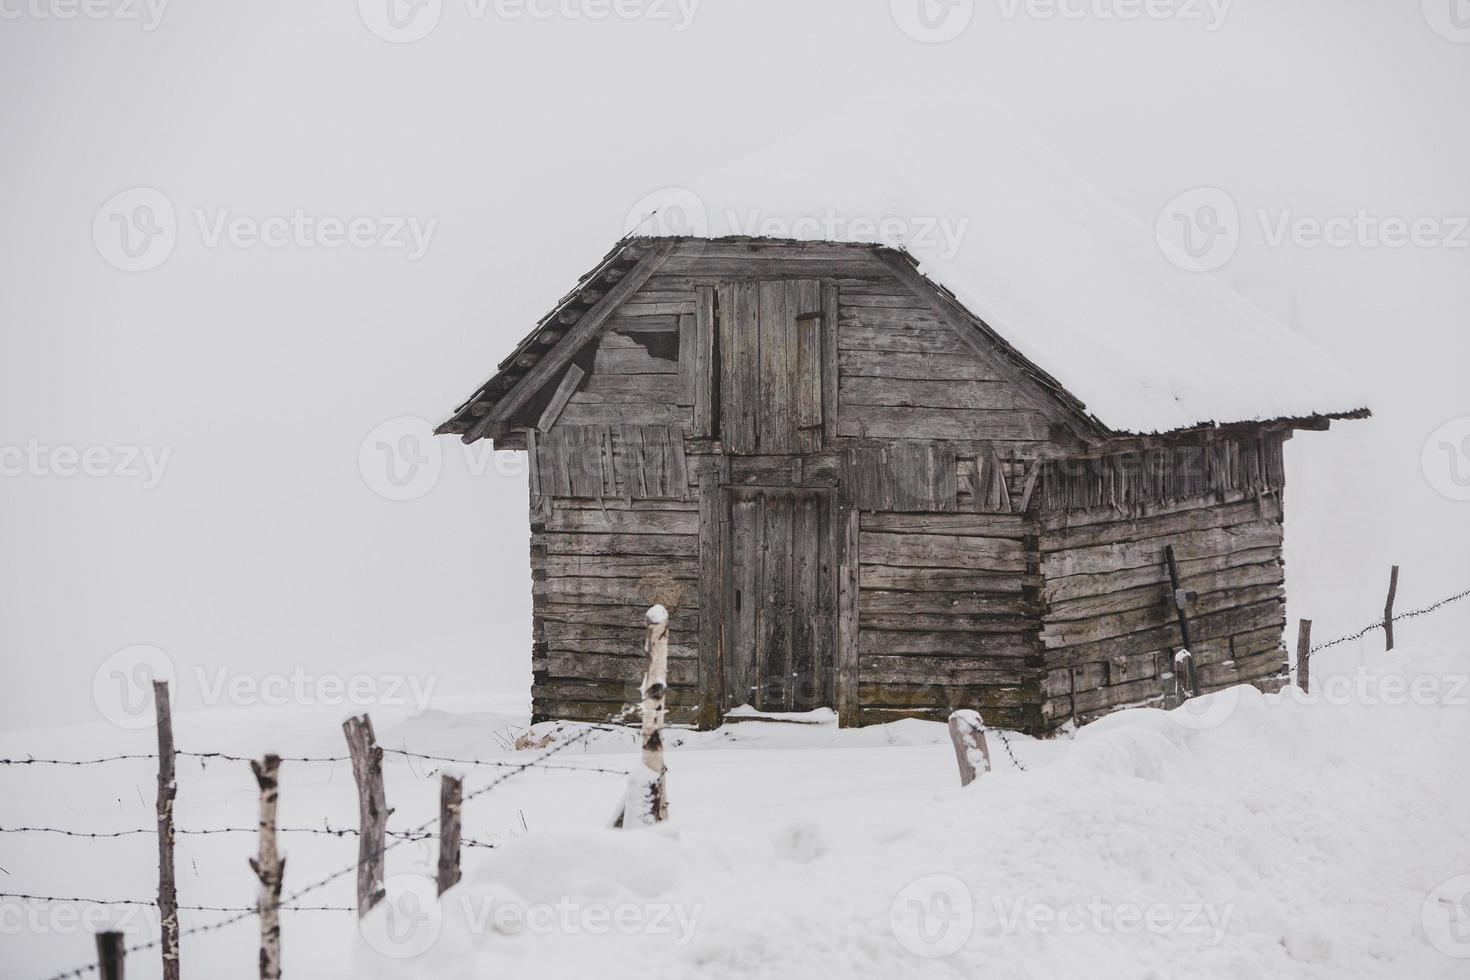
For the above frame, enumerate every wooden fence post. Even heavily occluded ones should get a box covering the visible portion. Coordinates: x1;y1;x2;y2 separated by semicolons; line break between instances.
152;681;179;980
249;755;283;979
947;710;990;786
619;604;670;828
1171;649;1198;706
1296;619;1313;693
343;715;388;915
95;931;125;980
437;774;462;896
1384;565;1400;650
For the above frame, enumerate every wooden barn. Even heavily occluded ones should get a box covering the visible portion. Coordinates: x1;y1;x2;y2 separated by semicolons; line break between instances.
436;234;1368;732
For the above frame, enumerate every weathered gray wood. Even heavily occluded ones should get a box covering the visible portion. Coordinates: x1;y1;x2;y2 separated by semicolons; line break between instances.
1046;599;1286;668
1384;565;1399;651
840;406;1051;442
840;377;1017;410
548;651;700;685
838;348;1004;381
543;505;697;535
859;629;1039;659
152;681;179;980
249;754;283;980
1046;560;1283;622
483;241;676;430
536;364;586;433
342;715;387;915
860;590;1031;616
860;565;1039;593
835;500;860;727
536;532;698;557
1296;619;1312;693
676;314;696;406
693;286;716;437
861;532;1024;570
863;655;1029;686
96;933;125;980
1043;523;1284;579
719;281;759;452
860;512;1027;536
437;775;462;896
821;283;839;443
948;710;991;786
758;280;794;453
1041;583;1283;648
1040;496;1281;550
1043;547;1282;605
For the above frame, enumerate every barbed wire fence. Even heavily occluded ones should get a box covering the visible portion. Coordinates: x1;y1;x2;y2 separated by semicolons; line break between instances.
4;718;622;980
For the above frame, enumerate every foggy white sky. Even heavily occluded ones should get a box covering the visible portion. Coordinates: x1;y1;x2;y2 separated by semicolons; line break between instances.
2;0;1467;731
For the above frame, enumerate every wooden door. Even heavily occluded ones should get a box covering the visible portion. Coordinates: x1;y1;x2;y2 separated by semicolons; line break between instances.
724;487;834;712
717;280;825;454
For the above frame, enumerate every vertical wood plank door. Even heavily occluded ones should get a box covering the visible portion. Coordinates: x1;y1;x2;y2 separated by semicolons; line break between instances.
723;488;834;712
717;279;824;454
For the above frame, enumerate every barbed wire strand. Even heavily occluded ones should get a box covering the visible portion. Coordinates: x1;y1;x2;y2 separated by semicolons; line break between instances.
0;825;502;849
31;728;597;980
1310;585;1470;653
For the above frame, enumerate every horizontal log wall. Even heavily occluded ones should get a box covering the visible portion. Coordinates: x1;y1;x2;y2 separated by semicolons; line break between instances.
857;511;1044;731
836;279;1056;445
1038;489;1289;724
531;494;703;726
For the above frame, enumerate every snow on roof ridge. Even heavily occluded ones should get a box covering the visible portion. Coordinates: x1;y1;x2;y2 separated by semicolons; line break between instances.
628;93;1370;435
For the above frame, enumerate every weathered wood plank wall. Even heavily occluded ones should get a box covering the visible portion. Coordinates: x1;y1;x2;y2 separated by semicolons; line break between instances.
1038;487;1289;725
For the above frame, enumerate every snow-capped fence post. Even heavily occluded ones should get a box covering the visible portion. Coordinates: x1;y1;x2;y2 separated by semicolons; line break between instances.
1171;650;1198;706
249;754;283;979
947;709;990;786
436;773;462;896
1295;619;1313;693
342;715;388;915
1384;565;1400;650
95;931;125;980
617;604;670;828
152;680;180;980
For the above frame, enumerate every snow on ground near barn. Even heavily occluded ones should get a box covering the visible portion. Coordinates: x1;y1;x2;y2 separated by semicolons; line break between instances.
3;645;1469;979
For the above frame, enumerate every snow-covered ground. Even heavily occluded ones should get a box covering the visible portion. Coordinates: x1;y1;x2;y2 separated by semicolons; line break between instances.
3;644;1468;979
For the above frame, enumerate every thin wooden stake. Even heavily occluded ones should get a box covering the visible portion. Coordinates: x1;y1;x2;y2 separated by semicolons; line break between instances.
947;710;991;787
152;681;179;980
437;774;463;896
1296;619;1313;694
249;755;283;979
1384;565;1400;651
342;715;388;915
618;604;670;828
96;931;125;980
1163;544;1194;650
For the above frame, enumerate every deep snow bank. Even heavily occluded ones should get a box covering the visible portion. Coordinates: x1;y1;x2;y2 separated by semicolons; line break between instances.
357;646;1470;979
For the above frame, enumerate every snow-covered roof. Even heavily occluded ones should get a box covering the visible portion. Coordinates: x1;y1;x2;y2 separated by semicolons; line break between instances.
626;95;1369;436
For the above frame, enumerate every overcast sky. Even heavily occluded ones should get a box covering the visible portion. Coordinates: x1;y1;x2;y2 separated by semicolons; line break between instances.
2;0;1467;732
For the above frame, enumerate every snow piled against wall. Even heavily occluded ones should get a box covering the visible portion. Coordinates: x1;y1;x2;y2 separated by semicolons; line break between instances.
629;94;1369;435
364;645;1470;980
